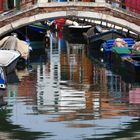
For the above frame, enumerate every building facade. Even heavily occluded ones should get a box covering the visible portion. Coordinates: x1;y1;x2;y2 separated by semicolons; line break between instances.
0;0;37;12
0;0;140;14
125;0;140;14
0;0;4;12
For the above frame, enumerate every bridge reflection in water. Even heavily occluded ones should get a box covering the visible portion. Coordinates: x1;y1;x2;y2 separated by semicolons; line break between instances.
0;32;140;140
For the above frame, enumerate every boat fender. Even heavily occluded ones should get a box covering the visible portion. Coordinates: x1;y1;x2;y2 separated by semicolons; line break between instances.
100;47;104;52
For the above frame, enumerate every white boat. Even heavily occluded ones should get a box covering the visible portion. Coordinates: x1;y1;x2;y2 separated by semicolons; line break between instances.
0;50;20;74
64;19;92;34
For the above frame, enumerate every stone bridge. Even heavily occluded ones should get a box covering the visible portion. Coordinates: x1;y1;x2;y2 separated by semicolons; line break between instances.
0;1;140;37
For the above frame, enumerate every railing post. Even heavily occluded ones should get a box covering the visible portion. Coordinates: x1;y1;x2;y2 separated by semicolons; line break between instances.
15;0;20;11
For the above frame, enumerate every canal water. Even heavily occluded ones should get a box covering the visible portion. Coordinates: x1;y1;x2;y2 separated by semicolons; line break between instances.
0;32;140;140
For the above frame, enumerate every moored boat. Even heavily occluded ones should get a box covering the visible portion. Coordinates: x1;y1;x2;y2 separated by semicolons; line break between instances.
0;67;6;89
121;42;140;73
112;47;131;59
66;24;92;35
0;50;20;74
122;55;140;74
99;38;140;76
111;40;140;61
64;19;92;34
0;35;32;61
110;41;140;74
28;22;48;33
101;38;135;55
83;26;126;45
63;19;92;43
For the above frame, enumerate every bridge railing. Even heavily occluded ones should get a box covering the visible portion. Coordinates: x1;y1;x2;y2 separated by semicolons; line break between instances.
0;1;140;20
0;4;37;21
0;1;140;24
0;1;140;37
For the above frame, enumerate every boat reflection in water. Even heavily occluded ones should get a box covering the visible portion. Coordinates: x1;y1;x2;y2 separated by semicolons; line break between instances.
1;32;140;139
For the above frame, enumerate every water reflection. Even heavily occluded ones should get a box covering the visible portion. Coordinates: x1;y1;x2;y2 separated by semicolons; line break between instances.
0;32;140;139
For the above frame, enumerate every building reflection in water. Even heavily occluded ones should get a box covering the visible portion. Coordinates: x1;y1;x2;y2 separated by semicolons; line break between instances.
2;32;140;139
35;32;135;121
37;32;60;112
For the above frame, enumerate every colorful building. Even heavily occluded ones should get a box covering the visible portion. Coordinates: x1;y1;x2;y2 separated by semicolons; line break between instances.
0;0;4;12
0;0;16;12
0;0;37;13
125;0;140;14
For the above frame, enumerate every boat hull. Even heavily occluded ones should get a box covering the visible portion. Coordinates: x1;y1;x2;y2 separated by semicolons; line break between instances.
123;55;140;74
90;31;125;43
111;58;140;83
84;29;126;45
0;67;6;89
112;52;140;75
62;24;91;43
0;50;20;74
3;57;19;74
67;25;92;34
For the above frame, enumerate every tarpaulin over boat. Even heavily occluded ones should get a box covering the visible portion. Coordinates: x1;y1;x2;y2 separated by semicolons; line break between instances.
112;47;131;54
0;36;30;60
